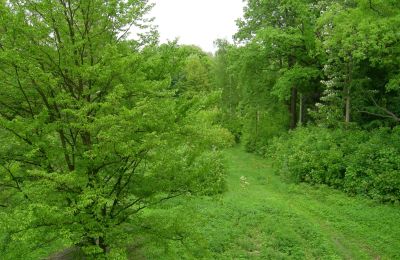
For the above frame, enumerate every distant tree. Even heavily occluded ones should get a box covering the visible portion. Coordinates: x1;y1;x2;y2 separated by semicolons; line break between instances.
213;40;243;142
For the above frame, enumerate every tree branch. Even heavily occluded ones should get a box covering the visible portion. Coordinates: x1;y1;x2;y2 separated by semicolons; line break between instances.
358;110;397;120
370;96;400;122
114;192;186;222
14;66;35;118
0;164;30;200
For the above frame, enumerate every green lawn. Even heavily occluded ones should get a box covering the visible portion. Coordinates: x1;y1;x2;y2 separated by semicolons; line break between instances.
138;147;400;259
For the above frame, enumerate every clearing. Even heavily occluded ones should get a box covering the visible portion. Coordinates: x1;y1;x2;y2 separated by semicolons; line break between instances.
140;147;400;259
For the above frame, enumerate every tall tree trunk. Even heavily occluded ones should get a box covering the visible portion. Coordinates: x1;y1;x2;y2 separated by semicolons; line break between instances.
288;55;297;130
298;93;303;126
345;58;353;124
255;109;260;146
290;87;297;129
345;87;351;124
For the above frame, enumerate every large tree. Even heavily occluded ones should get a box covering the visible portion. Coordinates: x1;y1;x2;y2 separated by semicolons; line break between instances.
315;0;400;127
236;0;322;129
0;1;230;258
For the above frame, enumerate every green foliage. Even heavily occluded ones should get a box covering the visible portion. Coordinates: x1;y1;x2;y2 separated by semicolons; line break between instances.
137;148;400;259
272;66;321;101
1;0;400;257
215;0;326;152
213;40;243;142
269;127;400;202
220;0;400;154
214;40;291;152
220;0;400;209
0;1;232;258
314;0;400;126
345;127;400;202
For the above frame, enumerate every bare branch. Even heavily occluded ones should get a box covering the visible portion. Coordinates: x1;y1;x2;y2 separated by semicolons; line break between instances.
358;110;398;121
370;96;400;122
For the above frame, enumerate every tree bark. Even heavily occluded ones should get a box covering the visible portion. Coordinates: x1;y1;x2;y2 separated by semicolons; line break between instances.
345;87;351;124
288;55;297;130
345;58;353;124
290;87;297;129
298;93;303;126
255;109;260;146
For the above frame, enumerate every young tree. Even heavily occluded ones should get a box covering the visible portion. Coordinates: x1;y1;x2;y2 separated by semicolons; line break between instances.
0;1;230;258
214;40;243;142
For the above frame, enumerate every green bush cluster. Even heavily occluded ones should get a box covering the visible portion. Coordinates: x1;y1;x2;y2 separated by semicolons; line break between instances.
268;127;400;203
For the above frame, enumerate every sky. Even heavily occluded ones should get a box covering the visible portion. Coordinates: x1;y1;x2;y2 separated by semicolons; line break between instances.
149;0;245;53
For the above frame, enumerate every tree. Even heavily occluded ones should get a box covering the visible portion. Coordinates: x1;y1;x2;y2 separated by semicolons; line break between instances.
236;0;322;129
214;39;290;152
315;0;400;127
217;0;324;151
214;40;243;142
0;1;230;258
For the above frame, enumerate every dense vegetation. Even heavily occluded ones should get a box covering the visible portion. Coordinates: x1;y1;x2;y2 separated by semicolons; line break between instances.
0;1;231;258
215;0;400;201
0;0;399;258
137;148;400;259
269;127;400;202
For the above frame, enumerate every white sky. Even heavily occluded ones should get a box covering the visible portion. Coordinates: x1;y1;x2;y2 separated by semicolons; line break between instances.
150;0;245;53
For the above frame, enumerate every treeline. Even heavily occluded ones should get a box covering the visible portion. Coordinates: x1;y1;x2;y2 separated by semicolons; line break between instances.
215;0;400;202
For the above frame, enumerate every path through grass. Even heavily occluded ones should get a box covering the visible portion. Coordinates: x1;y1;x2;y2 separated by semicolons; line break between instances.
139;147;400;259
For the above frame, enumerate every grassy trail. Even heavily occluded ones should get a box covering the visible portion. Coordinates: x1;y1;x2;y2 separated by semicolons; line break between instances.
142;147;400;259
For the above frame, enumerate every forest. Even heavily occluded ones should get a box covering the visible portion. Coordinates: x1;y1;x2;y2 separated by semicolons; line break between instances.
0;0;399;259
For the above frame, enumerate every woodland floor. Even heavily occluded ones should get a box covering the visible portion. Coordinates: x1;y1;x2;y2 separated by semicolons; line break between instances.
138;147;400;259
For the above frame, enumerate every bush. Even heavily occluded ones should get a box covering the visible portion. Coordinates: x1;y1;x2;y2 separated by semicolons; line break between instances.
268;126;400;203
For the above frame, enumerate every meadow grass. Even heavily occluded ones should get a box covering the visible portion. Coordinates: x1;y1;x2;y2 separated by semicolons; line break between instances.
138;147;400;259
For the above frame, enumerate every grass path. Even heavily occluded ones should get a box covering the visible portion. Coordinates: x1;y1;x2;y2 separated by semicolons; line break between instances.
141;147;400;259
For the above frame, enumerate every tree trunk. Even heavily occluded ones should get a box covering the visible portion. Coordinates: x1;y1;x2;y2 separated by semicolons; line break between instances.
288;55;297;130
345;87;351;124
298;93;303;126
255;109;260;146
290;87;297;129
98;236;109;254
345;58;353;124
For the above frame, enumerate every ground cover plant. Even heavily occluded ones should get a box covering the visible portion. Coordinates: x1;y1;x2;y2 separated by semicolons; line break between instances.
135;148;400;259
1;0;400;258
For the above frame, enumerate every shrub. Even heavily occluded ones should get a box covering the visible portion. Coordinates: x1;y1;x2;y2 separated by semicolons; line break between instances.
268;126;400;202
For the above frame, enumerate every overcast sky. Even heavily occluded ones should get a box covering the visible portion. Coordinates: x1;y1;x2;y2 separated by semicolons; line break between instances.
150;0;245;53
